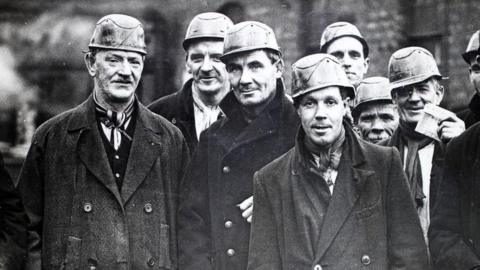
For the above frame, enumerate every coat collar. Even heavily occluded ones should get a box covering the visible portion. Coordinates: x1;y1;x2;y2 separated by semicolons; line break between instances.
217;80;289;154
67;95;164;207
293;121;375;260
175;78;195;122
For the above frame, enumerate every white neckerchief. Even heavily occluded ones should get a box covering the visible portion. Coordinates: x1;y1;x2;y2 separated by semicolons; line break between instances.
192;84;223;140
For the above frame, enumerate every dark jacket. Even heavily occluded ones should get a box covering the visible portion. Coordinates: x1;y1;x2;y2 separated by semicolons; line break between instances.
177;83;299;270
458;93;480;129
0;151;26;270
382;129;445;211
17;96;189;270
248;124;430;270
429;122;480;269
148;79;198;153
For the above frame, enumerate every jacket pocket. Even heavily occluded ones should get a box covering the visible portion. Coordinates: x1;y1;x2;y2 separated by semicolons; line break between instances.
158;224;172;269
64;236;81;270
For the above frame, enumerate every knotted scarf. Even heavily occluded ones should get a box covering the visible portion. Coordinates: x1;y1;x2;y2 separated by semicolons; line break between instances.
93;93;135;150
390;122;433;208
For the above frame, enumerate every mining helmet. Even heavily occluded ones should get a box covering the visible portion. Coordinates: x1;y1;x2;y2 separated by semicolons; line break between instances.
182;12;233;50
320;21;369;57
462;30;480;64
88;14;146;55
221;21;281;61
291;53;355;100
388;46;446;90
353;77;392;116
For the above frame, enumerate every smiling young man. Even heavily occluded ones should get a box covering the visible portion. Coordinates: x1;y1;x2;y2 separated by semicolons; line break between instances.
177;21;299;270
353;77;398;144
149;12;233;153
17;14;189;269
384;47;465;244
247;54;428;270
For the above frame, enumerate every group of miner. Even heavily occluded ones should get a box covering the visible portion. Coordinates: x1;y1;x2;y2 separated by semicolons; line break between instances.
1;11;480;270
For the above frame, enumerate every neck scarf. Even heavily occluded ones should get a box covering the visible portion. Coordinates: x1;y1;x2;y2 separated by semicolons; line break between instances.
93;93;135;150
309;125;345;172
394;121;433;208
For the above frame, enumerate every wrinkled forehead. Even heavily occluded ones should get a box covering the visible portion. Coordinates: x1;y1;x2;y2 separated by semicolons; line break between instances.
225;49;270;65
325;37;365;55
359;101;396;114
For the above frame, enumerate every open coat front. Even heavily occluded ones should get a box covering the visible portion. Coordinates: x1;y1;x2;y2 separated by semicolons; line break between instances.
18;96;189;270
248;125;430;270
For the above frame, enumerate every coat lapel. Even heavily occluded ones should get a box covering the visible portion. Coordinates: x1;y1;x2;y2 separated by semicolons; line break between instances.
70;97;124;207
121;104;163;204
314;127;375;260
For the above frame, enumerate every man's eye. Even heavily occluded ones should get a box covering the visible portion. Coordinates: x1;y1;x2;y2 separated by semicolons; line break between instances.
227;65;240;73
325;99;337;106
331;52;344;59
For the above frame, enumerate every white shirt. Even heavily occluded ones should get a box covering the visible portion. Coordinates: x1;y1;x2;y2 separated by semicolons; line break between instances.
403;143;435;244
192;85;223;140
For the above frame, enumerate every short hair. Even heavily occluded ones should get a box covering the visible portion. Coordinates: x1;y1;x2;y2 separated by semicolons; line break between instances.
293;86;350;108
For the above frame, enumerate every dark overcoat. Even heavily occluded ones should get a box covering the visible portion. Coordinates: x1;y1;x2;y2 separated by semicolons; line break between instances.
458;93;480;128
248;125;430;270
17;96;189;270
429;122;480;269
148;79;198;154
177;84;299;270
0;151;26;270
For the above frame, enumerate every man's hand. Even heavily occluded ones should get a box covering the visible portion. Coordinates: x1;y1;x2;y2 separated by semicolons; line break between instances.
237;196;253;223
439;115;465;142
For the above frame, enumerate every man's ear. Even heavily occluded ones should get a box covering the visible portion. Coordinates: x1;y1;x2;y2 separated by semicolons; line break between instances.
435;84;445;105
391;91;398;105
343;96;350;108
84;53;96;77
275;59;285;79
364;57;370;72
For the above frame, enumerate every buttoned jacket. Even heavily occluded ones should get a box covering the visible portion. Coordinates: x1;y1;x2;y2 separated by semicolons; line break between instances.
248;124;430;270
177;83;299;270
18;96;189;270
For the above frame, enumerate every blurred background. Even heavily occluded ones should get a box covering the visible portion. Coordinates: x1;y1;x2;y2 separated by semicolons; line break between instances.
0;0;478;178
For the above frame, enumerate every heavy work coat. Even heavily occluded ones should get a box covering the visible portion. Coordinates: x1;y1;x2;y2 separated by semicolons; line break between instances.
17;96;189;270
458;93;480;128
177;83;299;270
0;151;26;270
248;124;430;270
429;122;480;269
148;79;198;154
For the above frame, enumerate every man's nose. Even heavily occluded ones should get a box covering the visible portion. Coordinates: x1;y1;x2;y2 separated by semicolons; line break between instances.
239;69;253;86
200;58;213;72
118;62;133;76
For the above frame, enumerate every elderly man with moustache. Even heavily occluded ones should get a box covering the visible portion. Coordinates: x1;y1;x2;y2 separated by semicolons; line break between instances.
17;14;189;269
177;21;299;270
149;12;233;153
247;53;428;270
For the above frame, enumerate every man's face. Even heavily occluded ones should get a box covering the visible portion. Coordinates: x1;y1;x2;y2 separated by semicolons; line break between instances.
326;37;369;87
356;102;398;144
469;56;480;95
186;40;228;95
392;78;444;125
225;50;281;109
90;50;144;103
297;87;347;148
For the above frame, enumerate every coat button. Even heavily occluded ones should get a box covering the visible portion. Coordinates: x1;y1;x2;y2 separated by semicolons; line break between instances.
226;248;235;256
83;203;92;213
223;166;230;174
172;118;177;124
144;203;153;213
147;257;155;267
361;254;371;265
115;173;120;178
114;155;120;160
313;264;322;270
225;220;233;228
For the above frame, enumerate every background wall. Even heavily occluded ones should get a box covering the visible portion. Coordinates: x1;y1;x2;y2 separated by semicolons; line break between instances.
0;0;479;175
